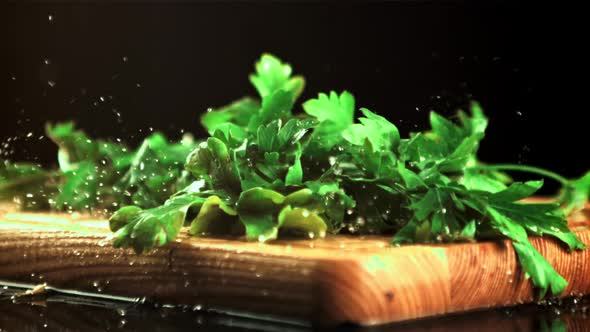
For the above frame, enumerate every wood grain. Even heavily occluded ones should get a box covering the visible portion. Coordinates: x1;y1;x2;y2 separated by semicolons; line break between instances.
1;203;589;326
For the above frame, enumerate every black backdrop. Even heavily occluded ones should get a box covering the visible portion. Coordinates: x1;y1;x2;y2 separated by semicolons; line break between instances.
3;2;588;193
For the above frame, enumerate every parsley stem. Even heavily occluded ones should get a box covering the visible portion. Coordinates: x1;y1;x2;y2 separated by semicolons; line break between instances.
473;164;570;185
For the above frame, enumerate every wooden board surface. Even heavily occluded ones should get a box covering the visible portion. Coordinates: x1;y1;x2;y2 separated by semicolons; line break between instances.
1;203;590;326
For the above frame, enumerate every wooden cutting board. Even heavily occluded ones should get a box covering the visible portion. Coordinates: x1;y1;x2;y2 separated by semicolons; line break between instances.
1;203;589;326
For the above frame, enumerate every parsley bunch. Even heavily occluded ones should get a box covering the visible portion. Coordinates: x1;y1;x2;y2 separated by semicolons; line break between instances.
1;54;589;298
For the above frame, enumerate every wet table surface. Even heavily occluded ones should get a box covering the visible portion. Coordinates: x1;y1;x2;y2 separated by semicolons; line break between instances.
1;285;588;332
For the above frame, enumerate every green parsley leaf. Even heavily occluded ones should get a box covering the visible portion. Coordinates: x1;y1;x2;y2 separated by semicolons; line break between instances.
343;108;400;152
559;171;590;214
110;191;207;253
285;143;303;186
189;195;242;237
249;53;305;99
236;187;286;241
201;97;260;134
303;91;355;154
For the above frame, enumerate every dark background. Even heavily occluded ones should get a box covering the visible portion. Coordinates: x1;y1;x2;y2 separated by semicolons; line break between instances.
3;2;588;193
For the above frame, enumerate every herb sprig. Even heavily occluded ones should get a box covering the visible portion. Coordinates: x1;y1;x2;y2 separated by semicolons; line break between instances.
1;123;195;213
1;54;589;298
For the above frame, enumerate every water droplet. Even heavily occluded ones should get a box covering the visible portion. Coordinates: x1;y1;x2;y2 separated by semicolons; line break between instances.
516;111;522;116
122;56;128;62
47;81;56;87
116;308;126;316
193;304;203;311
48;14;53;21
97;237;111;247
301;209;310;217
43;58;51;65
356;217;366;226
